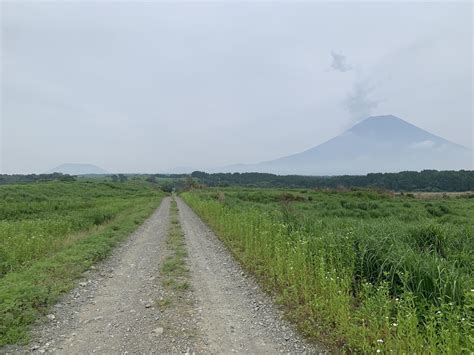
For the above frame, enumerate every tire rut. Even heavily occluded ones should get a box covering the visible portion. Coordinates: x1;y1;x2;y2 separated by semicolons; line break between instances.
51;197;172;354
6;198;178;354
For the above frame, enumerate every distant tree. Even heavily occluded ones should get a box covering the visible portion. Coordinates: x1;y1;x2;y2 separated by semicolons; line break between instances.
58;175;76;182
146;175;157;183
118;174;128;182
110;175;119;182
160;182;174;193
184;176;198;190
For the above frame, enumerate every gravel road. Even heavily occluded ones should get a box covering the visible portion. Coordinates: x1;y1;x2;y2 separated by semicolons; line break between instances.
5;196;324;354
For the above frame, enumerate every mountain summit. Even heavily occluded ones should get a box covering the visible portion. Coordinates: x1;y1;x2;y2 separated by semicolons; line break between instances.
223;115;472;175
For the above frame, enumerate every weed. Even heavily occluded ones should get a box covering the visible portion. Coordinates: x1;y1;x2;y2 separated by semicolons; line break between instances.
155;297;172;310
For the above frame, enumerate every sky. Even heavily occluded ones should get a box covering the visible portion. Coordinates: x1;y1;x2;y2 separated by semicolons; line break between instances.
1;1;472;174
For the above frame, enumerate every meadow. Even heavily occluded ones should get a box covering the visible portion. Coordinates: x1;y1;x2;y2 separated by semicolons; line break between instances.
182;188;474;353
0;180;165;345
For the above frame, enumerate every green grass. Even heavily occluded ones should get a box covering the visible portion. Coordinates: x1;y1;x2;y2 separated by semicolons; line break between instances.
182;188;474;353
0;180;165;346
155;297;173;310
160;198;189;292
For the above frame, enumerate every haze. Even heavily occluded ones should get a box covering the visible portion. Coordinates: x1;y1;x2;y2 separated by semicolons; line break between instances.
1;1;472;174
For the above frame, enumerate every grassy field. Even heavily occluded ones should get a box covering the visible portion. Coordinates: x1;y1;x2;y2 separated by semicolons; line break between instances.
0;180;165;345
182;188;474;353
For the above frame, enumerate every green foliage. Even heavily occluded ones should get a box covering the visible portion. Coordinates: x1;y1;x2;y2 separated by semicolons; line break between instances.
0;173;76;185
0;181;165;345
190;170;474;192
182;188;473;352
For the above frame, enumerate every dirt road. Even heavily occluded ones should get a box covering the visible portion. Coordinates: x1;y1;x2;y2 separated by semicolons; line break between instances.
8;196;323;354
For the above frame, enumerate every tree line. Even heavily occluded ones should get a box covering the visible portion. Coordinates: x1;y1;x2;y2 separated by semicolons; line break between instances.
0;173;76;185
188;170;474;192
2;170;472;192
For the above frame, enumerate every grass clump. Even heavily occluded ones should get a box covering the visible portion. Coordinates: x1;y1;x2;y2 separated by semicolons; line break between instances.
155;297;173;310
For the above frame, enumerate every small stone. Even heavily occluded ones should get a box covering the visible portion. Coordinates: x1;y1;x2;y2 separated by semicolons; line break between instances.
46;314;56;321
79;282;87;287
153;327;164;335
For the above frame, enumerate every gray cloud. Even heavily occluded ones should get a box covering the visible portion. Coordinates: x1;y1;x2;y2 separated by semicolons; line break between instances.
330;51;352;72
331;50;379;121
344;80;381;121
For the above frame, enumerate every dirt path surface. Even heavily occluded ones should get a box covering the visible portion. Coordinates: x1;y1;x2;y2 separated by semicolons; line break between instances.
6;196;324;354
5;197;179;354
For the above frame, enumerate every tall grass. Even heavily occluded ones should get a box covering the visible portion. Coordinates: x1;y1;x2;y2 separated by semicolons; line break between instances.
182;188;473;352
0;180;165;345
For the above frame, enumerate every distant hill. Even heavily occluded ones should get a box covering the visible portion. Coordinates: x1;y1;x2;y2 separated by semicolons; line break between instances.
168;166;196;174
47;163;108;175
222;115;473;175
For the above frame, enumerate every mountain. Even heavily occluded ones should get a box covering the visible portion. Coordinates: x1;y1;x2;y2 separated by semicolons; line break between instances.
168;166;196;174
222;115;473;175
47;163;108;175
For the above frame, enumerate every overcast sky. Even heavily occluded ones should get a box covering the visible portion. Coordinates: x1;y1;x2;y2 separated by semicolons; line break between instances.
1;1;472;173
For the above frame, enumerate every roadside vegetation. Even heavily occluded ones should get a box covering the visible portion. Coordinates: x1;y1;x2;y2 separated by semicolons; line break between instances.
0;180;165;345
182;188;473;352
160;197;190;295
154;197;196;346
